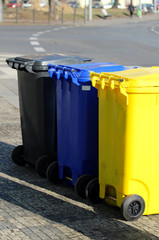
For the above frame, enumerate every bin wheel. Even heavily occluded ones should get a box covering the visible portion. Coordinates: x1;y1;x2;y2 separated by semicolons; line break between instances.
36;155;52;178
46;161;62;184
121;194;145;221
85;178;103;204
75;174;94;199
11;145;26;166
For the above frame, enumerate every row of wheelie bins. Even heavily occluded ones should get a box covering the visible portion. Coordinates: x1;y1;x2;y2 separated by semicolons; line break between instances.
6;53;159;221
6;54;92;176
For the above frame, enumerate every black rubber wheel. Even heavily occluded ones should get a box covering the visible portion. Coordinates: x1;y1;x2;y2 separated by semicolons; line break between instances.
85;178;103;204
121;194;145;221
11;145;26;166
75;174;94;199
46;161;62;184
36;155;52;178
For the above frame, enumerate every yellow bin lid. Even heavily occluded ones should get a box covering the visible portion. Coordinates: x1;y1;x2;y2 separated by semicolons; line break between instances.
90;67;159;91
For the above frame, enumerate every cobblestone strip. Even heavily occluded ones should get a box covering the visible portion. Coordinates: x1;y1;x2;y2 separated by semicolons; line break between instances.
0;86;159;239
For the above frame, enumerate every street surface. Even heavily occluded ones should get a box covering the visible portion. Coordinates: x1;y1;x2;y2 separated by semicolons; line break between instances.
0;17;159;66
0;15;159;239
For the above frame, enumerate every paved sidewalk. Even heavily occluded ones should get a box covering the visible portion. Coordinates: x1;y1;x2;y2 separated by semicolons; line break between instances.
0;54;19;108
0;52;159;239
84;12;159;27
1;95;159;240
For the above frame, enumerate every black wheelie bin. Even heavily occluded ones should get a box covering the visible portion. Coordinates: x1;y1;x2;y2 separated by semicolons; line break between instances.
6;53;91;177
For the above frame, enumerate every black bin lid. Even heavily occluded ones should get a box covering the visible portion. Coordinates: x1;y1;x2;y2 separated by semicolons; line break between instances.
6;53;92;72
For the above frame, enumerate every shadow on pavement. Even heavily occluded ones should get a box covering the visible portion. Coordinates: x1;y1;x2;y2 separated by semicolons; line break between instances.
0;141;159;240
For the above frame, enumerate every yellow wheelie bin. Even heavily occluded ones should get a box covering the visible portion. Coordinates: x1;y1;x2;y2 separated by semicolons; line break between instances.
90;67;159;221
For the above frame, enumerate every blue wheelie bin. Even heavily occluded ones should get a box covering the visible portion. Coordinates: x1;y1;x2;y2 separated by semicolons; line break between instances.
6;53;91;178
47;62;127;202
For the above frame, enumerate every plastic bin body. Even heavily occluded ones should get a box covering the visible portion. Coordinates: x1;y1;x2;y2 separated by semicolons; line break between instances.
91;67;159;216
48;63;127;185
17;70;56;165
6;53;91;166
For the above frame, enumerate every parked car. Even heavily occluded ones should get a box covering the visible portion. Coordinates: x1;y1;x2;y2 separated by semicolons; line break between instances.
40;1;48;7
67;1;80;8
6;0;21;8
137;3;154;13
92;2;102;8
23;0;32;8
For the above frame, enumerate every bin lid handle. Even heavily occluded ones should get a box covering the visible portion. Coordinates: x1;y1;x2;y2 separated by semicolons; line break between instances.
48;64;82;85
6;57;33;72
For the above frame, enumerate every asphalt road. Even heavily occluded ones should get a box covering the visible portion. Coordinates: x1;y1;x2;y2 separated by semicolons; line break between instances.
0;18;159;108
0;19;159;66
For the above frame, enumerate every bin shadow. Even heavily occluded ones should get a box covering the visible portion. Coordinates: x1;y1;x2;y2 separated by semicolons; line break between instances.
123;12;130;16
96;14;105;19
0;141;159;240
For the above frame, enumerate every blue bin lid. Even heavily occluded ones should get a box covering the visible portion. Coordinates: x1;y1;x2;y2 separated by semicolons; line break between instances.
48;62;127;86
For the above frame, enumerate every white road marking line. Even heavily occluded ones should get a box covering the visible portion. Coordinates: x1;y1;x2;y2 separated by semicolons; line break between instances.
30;26;75;53
60;26;67;29
29;37;37;40
34;47;45;52
32;33;39;37
151;26;159;35
37;31;44;34
30;41;40;46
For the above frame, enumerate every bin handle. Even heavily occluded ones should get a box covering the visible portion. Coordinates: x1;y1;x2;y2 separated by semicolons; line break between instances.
91;72;129;89
48;64;56;76
100;74;127;88
48;64;77;78
6;58;32;72
62;67;81;86
91;73;122;88
48;64;68;80
48;64;82;86
104;75;129;105
55;65;81;78
91;72;129;104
